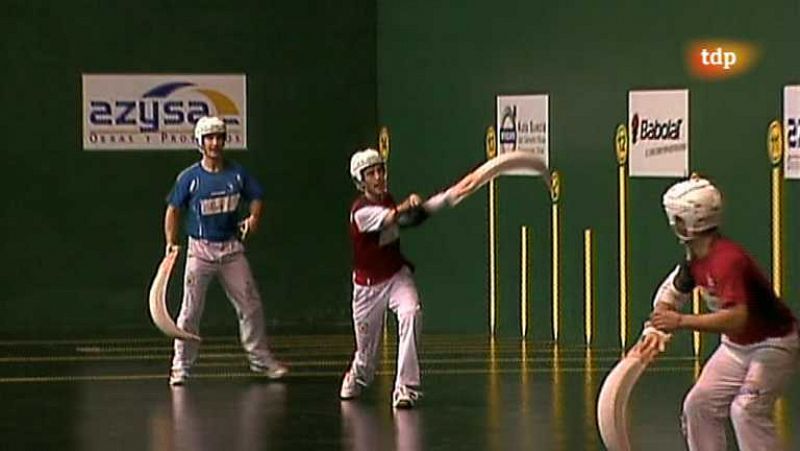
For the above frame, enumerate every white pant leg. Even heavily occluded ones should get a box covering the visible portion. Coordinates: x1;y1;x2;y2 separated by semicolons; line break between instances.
171;251;217;372
349;279;390;386
731;333;800;451
387;267;422;389
682;344;747;451
218;245;276;367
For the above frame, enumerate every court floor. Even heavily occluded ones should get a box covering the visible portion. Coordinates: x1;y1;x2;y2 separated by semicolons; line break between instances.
1;334;798;450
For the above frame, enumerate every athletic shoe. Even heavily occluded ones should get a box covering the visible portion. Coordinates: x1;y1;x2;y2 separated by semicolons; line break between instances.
392;385;422;409
169;369;189;386
339;370;364;399
250;362;289;380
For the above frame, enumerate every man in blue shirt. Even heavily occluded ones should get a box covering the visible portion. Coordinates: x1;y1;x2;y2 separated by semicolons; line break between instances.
165;116;287;385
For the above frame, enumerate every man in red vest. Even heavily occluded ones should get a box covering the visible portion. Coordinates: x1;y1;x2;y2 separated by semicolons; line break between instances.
340;148;424;409
644;175;798;450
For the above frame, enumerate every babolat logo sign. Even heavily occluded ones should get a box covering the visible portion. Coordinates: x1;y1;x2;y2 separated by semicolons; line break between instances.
82;74;247;150
630;114;683;144
628;89;689;178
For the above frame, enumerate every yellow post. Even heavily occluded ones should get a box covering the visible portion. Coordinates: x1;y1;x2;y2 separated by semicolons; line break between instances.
550;170;561;342
584;229;593;346
615;124;630;350
486;126;498;336
380;126;391;342
378;126;390;163
521;226;530;338
767;120;784;296
768;120;787;435
693;288;701;357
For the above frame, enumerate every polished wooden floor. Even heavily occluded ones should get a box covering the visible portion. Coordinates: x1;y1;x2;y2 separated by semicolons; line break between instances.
1;335;798;450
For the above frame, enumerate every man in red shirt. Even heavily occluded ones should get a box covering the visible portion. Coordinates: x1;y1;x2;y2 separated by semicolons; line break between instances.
643;175;799;450
340;148;424;409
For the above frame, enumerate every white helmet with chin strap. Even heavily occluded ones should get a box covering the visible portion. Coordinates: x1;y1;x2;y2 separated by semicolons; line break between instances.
662;174;722;241
194;116;227;150
349;148;384;189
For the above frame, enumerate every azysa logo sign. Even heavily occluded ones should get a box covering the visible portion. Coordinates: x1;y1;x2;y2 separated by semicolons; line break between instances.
686;40;758;80
88;82;240;132
82;74;247;150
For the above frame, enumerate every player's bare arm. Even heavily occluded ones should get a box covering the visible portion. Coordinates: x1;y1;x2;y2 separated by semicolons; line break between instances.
637;263;694;355
650;302;747;335
243;199;263;235
164;205;181;254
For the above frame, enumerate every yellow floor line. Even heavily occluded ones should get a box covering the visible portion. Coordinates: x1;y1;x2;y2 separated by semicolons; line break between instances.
0;364;698;384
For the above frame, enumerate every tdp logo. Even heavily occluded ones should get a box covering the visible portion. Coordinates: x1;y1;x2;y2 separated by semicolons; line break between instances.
686;40;758;80
88;81;241;132
701;48;736;70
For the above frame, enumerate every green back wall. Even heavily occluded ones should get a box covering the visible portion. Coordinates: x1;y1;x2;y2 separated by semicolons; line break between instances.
377;1;800;346
1;0;376;338
3;1;799;347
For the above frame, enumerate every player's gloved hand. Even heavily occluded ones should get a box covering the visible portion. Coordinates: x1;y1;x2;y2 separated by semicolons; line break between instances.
397;205;429;228
165;243;180;256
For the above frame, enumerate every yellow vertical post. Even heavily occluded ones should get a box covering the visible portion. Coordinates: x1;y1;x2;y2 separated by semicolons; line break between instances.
487;336;500;451
550;171;561;342
615;124;630;350
379;126;390;169
584;229;593;346
380;126;391;342
775;397;789;445
583;347;598;450
521;339;530;421
521;226;530;338
692;288;701;357
767;120;786;436
767;120;784;296
552;344;565;450
486;127;498;336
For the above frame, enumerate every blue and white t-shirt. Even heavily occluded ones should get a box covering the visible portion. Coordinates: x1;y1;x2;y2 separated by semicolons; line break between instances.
167;161;263;242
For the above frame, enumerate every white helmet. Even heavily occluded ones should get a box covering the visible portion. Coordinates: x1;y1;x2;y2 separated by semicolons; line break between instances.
349;148;384;187
194;116;227;148
662;174;722;240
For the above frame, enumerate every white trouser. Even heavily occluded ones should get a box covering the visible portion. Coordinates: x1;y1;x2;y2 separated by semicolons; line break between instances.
171;237;276;373
347;266;422;390
682;329;800;451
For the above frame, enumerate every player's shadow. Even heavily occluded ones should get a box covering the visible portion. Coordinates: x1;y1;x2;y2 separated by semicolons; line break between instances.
340;401;422;451
169;383;287;451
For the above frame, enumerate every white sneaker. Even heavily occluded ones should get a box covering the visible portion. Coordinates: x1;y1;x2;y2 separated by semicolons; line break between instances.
169;369;189;386
339;371;363;399
250;362;289;380
392;386;421;409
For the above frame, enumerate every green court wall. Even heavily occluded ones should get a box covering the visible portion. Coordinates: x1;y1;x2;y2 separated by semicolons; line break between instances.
377;1;800;348
2;1;799;348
